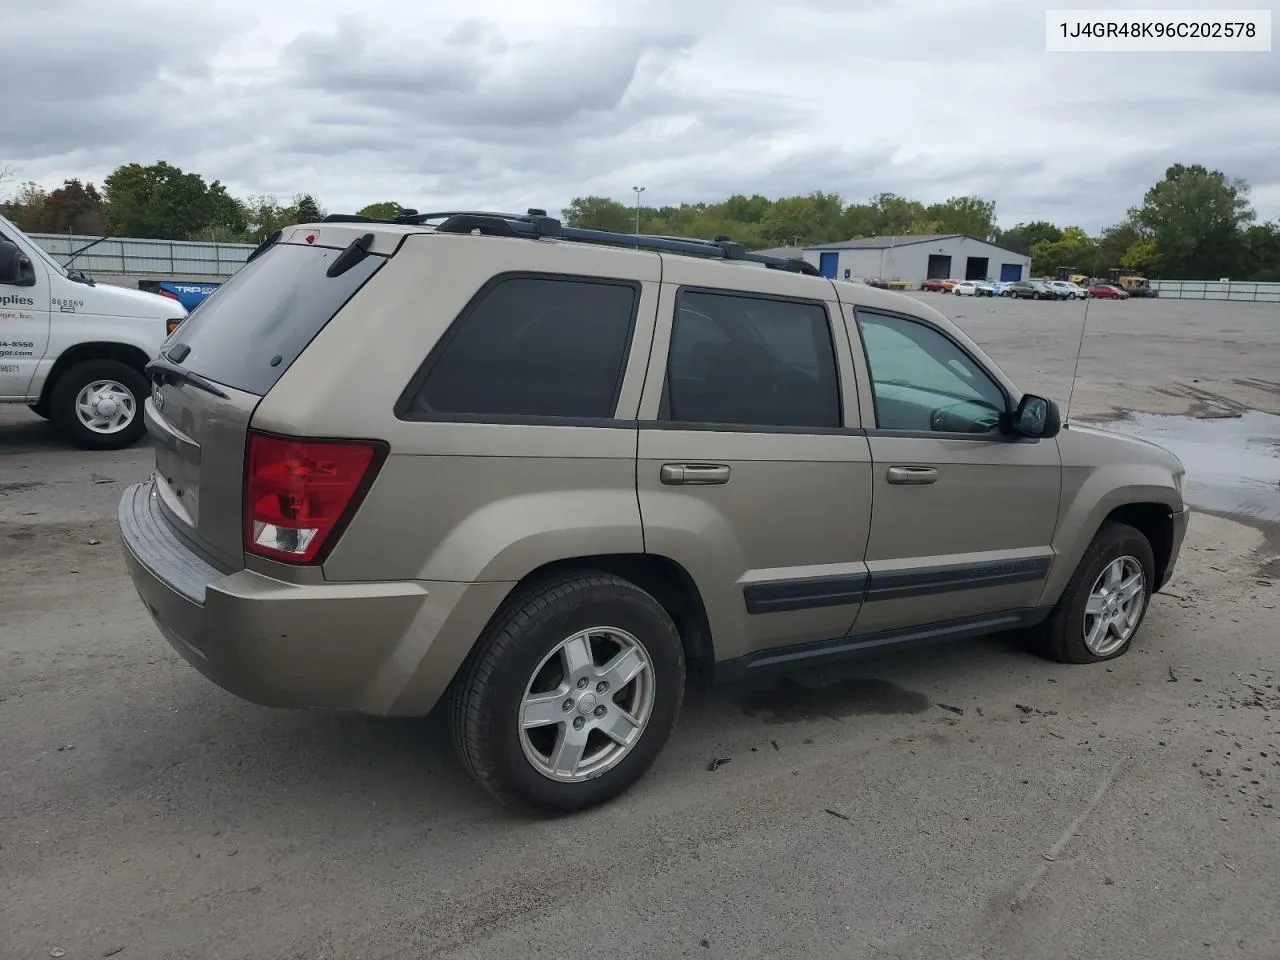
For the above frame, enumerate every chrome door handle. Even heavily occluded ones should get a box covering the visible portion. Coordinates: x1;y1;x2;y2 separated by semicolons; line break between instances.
660;463;731;485
886;465;938;485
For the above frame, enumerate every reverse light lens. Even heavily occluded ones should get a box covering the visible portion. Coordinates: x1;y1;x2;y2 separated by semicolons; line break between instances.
244;432;384;564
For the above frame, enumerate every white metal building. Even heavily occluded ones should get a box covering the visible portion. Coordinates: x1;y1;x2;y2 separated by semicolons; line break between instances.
802;234;1031;286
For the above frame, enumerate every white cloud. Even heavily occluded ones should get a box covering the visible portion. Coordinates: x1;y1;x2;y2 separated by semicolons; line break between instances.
1;0;1276;231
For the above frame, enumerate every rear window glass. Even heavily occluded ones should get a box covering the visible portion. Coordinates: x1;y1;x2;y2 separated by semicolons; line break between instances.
166;242;384;395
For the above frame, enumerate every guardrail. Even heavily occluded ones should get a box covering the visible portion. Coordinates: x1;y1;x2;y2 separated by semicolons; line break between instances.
1150;279;1280;302
28;233;255;279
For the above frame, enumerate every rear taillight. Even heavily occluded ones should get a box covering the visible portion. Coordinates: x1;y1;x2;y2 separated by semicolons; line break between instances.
243;431;386;564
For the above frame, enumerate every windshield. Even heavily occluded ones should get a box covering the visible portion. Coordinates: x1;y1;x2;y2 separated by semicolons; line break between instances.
0;212;68;277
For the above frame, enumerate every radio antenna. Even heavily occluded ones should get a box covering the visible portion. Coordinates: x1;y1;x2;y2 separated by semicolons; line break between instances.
1063;292;1094;424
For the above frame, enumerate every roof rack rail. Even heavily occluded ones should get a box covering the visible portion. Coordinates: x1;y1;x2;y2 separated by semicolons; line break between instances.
441;212;819;275
322;208;821;276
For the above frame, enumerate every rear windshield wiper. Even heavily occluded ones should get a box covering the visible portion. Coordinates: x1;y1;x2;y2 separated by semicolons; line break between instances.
145;357;229;400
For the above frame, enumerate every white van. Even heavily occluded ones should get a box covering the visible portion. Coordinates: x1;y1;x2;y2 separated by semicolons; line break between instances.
0;213;186;449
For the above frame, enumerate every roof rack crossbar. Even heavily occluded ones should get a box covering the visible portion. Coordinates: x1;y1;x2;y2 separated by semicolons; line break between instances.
323;209;822;276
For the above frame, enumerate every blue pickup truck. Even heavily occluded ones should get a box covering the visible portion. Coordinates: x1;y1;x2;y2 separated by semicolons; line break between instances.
136;280;222;313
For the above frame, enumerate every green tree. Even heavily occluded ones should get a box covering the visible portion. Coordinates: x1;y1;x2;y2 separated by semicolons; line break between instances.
1240;223;1280;281
1;182;50;232
294;194;323;223
103;161;245;240
356;201;401;219
927;196;997;239
1130;163;1253;279
1029;225;1096;277
760;192;845;247
1119;238;1160;273
40;179;108;235
207;183;248;238
1090;222;1140;276
720;194;772;225
562;196;634;232
994;221;1062;256
242;195;293;242
849;193;936;237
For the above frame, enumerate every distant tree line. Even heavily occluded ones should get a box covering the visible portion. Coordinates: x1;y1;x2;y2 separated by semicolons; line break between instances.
2;160;1277;281
0;160;395;246
564;164;1280;282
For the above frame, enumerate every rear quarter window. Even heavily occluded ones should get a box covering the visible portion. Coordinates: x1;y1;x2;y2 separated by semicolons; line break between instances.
166;242;385;396
399;274;639;421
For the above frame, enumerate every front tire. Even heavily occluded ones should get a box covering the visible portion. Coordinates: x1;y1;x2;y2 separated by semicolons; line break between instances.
449;572;686;815
1028;522;1155;664
50;359;149;451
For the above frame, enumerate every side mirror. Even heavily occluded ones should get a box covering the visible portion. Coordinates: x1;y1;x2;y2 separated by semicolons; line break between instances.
0;240;36;287
1009;394;1061;439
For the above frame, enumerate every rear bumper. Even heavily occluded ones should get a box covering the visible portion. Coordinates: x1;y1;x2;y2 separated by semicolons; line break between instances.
1157;506;1191;591
117;481;510;715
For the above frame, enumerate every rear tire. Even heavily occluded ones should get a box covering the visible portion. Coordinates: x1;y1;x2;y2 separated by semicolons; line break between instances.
1026;522;1155;664
449;572;686;815
50;359;149;451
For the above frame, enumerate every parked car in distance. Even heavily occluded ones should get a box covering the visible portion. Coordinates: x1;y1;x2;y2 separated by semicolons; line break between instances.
1038;281;1073;300
1004;280;1054;300
1088;283;1130;300
920;278;951;292
1045;280;1086;299
119;210;1189;815
952;280;995;297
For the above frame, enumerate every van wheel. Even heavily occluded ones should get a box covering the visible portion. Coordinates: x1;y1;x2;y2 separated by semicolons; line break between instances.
449;572;685;815
50;359;149;451
1027;522;1155;664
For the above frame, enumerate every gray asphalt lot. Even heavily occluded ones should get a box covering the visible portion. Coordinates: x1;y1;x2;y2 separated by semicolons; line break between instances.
2;296;1279;960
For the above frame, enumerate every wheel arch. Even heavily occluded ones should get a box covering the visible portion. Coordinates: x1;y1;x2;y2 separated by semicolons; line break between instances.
1102;501;1176;590
507;553;716;687
1049;481;1177;609
37;342;151;405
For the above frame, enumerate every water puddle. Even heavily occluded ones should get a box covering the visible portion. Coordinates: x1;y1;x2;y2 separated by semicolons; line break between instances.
739;675;930;723
1083;410;1280;525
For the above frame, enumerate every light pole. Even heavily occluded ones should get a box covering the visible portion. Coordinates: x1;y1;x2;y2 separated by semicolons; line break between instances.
632;186;645;235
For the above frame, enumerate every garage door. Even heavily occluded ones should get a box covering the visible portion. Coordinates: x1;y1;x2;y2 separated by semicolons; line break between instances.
1000;263;1023;282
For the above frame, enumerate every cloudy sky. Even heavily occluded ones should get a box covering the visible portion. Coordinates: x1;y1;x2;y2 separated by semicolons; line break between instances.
3;0;1277;232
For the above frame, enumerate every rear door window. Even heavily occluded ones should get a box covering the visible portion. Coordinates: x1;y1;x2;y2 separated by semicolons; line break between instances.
661;290;842;429
401;275;639;421
166;242;385;396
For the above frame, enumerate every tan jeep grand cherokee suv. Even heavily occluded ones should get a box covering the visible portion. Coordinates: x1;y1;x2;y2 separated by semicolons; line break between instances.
119;210;1188;814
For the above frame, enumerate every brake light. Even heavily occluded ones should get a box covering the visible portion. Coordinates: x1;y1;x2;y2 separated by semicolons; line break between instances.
243;431;386;564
